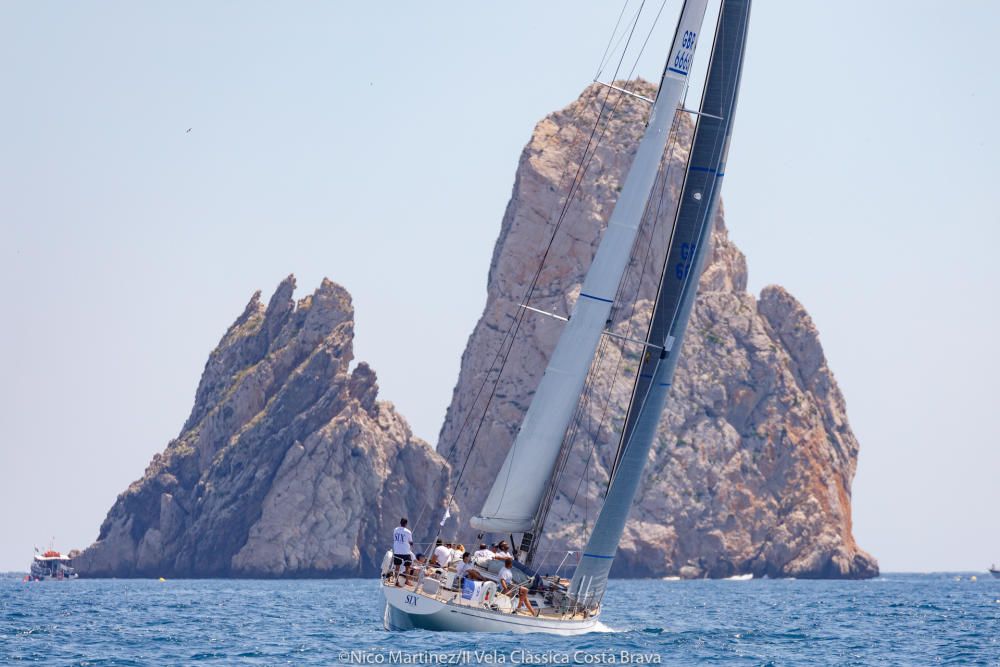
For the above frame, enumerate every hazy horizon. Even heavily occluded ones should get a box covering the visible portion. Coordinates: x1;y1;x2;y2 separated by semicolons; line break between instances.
2;1;998;574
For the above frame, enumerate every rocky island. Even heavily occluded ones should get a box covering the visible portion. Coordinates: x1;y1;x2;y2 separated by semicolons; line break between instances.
76;80;877;579
76;277;449;577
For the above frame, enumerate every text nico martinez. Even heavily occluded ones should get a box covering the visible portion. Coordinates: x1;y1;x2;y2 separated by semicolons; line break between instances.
338;649;663;664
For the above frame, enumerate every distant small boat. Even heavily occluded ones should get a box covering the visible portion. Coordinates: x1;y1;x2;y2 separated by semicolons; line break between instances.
724;574;753;581
28;551;78;581
989;565;1000;579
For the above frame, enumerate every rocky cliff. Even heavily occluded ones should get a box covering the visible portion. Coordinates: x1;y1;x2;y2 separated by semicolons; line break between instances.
76;276;450;577
79;80;876;580
437;80;878;579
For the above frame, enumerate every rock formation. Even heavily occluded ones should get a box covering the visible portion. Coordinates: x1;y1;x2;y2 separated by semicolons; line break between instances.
79;79;876;580
76;276;450;577
437;80;878;579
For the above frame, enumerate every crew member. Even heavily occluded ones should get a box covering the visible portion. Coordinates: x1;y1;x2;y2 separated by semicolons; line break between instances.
493;541;513;560
499;558;537;616
456;552;485;586
473;543;494;562
392;518;413;586
432;539;452;569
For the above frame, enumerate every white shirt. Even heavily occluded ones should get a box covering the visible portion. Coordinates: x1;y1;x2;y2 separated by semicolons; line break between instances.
473;549;494;561
455;560;470;579
433;545;452;568
499;566;513;587
494;550;513;560
392;526;413;555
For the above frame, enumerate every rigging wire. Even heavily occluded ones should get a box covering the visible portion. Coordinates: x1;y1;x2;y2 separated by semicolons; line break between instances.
532;112;683;572
492;0;676;520
604;2;739;493
594;1;642;80
604;120;690;485
579;129;680;495
527;0;677;559
492;0;679;516
435;0;694;558
440;1;652;525
437;90;628;515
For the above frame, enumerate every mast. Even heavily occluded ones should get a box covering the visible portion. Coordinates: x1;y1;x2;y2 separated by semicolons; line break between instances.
569;0;752;608
470;0;711;535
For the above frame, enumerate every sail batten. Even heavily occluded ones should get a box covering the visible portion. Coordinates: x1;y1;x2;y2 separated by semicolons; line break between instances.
470;0;711;534
569;0;752;604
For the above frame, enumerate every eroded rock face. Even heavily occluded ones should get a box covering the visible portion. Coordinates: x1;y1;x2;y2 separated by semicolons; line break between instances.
76;276;449;577
437;81;877;579
78;80;876;580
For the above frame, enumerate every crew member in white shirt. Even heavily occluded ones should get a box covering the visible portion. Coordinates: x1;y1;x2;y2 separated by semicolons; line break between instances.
493;540;513;561
432;539;452;569
473;543;494;563
498;558;536;616
392;518;414;586
455;552;484;586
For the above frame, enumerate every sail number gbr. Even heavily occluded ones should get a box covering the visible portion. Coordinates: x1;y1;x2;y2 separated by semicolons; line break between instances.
671;31;697;74
675;242;697;280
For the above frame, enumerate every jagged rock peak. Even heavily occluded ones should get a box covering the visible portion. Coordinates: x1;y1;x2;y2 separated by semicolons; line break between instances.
182;274;353;436
76;275;449;578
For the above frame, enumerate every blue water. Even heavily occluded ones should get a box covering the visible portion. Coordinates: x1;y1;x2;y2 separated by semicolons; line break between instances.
1;573;997;665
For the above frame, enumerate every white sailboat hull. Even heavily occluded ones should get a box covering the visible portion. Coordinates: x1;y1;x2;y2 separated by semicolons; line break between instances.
381;585;600;635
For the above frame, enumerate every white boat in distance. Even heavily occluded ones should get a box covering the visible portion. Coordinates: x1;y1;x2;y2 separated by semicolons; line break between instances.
28;550;78;581
383;0;752;634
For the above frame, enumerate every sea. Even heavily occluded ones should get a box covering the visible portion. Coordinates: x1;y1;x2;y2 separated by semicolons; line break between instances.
1;573;997;665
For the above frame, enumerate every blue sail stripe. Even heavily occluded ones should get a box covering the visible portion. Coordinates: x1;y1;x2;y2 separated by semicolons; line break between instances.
580;293;614;304
582;553;615;559
688;166;725;178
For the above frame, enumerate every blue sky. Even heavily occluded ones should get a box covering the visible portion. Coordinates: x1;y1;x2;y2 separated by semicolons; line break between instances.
1;1;997;573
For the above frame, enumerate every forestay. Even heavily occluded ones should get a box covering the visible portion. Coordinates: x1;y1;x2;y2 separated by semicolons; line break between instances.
569;0;753;605
471;0;711;534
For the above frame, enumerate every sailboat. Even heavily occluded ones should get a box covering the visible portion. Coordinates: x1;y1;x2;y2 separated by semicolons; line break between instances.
382;0;751;634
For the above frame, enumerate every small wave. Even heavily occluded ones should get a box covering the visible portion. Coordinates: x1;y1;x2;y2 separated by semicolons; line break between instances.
589;621;619;633
189;652;228;661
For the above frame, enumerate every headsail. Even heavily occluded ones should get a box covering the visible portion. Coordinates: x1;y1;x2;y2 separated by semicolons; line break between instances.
569;0;753;606
470;0;711;534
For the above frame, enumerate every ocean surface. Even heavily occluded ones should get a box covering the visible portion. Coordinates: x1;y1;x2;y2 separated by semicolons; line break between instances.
1;573;997;665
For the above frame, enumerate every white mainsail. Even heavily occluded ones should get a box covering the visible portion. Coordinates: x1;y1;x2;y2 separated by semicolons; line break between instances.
471;0;710;533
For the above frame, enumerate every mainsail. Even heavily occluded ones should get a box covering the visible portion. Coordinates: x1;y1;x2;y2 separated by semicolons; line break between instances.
470;0;711;533
569;0;753;606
